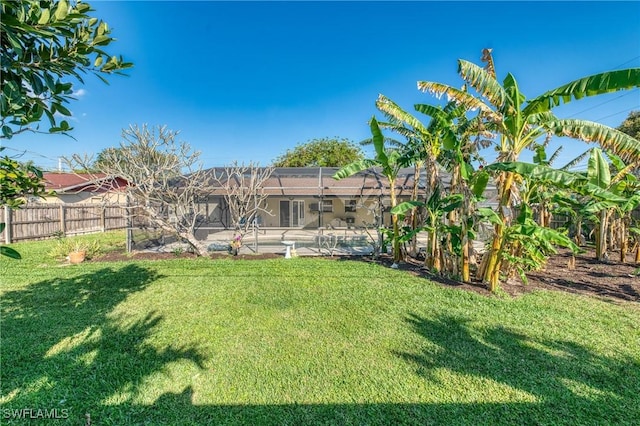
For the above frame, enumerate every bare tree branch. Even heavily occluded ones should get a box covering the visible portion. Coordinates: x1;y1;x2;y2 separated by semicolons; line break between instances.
66;124;214;256
211;161;275;243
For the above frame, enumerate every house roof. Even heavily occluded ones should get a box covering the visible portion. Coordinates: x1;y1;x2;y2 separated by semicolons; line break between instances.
204;167;424;198
43;173;128;194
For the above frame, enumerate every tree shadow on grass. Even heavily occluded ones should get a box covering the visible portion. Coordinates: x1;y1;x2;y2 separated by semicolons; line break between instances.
120;313;638;425
1;265;206;424
4;268;638;425
391;313;640;425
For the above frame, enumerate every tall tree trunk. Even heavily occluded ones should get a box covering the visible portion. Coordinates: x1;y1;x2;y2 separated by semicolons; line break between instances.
461;193;471;283
423;160;440;270
620;219;627;263
538;200;548;227
181;231;210;257
446;164;460;276
432;230;441;273
461;238;470;282
409;163;422;257
477;251;489;281
596;209;608;261
483;171;514;292
575;218;583;245
425;220;437;271
390;185;401;264
609;216;617;252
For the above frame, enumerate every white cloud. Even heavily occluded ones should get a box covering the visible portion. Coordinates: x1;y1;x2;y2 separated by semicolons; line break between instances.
73;89;87;98
54;111;78;122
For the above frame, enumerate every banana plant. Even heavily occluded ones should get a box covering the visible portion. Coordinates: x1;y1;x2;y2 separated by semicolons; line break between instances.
551;193;602;246
376;93;489;280
550;149;638;262
418;49;640;291
374;96;464;271
501;206;581;284
334;117;404;265
569;148;640;260
616;193;640;262
587;148;615;260
372;94;434;258
630;226;640;264
392;187;463;273
526;141;567;227
605;151;640;262
484;160;629;281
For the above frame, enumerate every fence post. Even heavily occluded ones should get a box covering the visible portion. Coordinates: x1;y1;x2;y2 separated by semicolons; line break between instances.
101;205;106;232
126;197;133;253
4;206;12;244
60;204;66;235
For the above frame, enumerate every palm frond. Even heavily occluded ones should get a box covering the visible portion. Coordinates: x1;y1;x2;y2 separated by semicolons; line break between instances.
333;159;379;180
443;101;468;117
502;72;525;138
414;104;455;138
525;68;640;115
548;146;563;166
546;119;640;164
417;81;500;121
485;161;588;188
604;150;632;172
527;111;557;126
369;116;389;166
611;163;638;186
561;149;591;171
587;148;611;189
359;136;405;149
458;59;508;109
376;94;429;134
414;103;447;121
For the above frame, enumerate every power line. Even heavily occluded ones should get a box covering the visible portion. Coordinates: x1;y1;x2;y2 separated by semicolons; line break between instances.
611;55;640;70
1;146;58;160
1;146;67;171
568;89;638;118
563;55;640;118
594;106;637;122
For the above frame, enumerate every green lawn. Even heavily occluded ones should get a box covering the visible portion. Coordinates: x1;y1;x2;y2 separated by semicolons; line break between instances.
1;232;639;425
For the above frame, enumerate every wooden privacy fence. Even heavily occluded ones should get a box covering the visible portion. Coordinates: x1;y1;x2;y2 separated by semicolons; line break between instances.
1;204;127;243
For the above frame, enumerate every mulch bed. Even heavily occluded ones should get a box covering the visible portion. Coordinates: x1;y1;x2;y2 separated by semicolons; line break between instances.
522;249;639;302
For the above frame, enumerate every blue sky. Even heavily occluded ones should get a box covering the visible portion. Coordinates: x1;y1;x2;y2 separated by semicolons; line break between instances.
4;1;640;170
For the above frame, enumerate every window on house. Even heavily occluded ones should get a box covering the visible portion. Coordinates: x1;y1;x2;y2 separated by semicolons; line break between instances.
310;200;333;212
345;199;357;213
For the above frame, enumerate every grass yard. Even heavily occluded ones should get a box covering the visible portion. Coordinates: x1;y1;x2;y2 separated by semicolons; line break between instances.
1;232;639;425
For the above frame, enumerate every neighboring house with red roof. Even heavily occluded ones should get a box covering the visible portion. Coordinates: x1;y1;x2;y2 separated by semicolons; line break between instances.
37;173;129;204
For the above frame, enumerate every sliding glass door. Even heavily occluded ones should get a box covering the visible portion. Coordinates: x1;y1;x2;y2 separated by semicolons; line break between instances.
279;200;304;227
